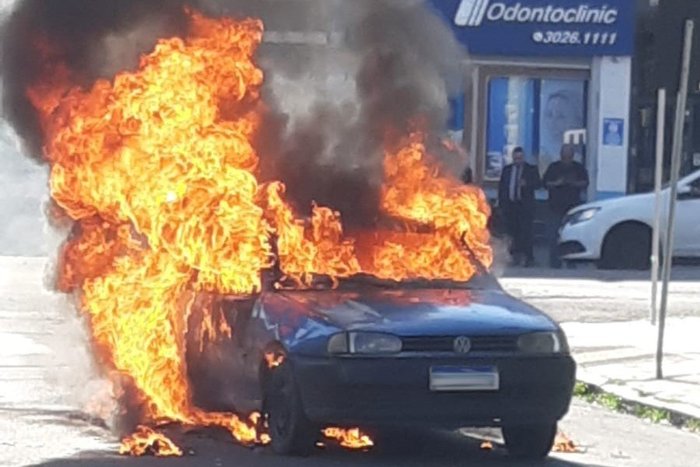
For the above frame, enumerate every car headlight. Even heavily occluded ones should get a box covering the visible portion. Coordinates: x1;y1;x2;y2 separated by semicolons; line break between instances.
327;332;402;355
518;331;569;354
566;207;600;226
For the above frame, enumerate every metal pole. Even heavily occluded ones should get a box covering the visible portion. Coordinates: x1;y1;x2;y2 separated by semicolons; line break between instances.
657;19;694;380
650;88;666;325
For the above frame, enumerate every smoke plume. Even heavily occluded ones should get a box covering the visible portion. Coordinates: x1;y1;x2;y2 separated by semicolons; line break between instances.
1;0;469;226
252;0;470;226
0;0;197;160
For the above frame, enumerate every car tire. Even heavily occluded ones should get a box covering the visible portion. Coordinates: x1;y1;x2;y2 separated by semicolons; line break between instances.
264;361;316;456
502;423;557;459
599;223;652;270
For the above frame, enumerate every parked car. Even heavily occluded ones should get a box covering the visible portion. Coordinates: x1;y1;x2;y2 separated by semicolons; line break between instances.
189;271;576;459
558;169;700;269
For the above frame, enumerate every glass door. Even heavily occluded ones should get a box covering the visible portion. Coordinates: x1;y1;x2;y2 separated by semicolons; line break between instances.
475;67;589;185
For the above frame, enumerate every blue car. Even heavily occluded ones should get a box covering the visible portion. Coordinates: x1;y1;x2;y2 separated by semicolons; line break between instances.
190;273;576;459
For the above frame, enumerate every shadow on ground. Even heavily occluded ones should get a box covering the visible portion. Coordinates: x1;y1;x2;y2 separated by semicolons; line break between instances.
31;428;609;467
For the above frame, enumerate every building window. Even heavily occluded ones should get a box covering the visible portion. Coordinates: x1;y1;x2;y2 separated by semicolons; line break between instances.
485;76;587;181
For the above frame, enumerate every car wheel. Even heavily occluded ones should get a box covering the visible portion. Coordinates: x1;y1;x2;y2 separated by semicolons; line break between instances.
502;423;557;459
599;223;652;270
264;361;316;456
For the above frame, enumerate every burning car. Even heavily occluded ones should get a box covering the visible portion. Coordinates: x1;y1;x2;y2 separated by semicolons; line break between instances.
193;268;576;460
10;3;575;461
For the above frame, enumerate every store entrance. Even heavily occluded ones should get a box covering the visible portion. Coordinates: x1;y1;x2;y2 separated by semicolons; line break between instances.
473;66;590;190
469;65;591;245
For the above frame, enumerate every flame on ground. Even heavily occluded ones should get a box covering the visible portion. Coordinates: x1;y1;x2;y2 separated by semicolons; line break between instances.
26;7;492;457
119;426;183;457
323;427;375;450
553;430;578;453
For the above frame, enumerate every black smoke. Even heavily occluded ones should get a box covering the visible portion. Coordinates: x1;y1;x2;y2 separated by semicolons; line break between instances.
1;0;469;224
250;0;470;227
0;0;198;161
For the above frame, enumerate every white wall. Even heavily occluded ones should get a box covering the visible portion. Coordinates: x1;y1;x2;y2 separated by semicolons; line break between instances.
589;56;632;199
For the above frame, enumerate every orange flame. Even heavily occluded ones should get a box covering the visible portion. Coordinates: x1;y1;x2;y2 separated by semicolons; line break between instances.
323;427;374;450
480;440;494;450
119;426;183;457
29;10;273;454
27;7;492;456
553;430;578;453
373;132;492;280
264;351;285;369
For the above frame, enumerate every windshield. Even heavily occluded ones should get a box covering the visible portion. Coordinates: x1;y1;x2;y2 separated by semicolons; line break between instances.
274;270;499;292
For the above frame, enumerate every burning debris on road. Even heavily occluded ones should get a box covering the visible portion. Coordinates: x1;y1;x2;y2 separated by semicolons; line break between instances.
119;426;183;458
322;427;375;450
553;430;579;453
1;0;491;457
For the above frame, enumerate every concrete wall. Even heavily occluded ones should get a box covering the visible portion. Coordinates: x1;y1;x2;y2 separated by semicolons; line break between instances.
589;56;632;199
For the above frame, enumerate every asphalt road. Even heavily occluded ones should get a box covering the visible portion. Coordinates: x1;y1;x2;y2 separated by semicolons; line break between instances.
500;266;700;323
2;257;700;467
5;402;700;467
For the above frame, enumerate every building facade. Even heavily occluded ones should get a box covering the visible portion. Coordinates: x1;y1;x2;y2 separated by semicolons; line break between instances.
429;0;637;203
631;0;700;193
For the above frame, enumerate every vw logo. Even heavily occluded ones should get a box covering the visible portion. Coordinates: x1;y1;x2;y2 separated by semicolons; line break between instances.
453;336;472;354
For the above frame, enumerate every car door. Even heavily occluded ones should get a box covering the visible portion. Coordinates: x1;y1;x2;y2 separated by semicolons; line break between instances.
673;174;700;257
226;297;265;412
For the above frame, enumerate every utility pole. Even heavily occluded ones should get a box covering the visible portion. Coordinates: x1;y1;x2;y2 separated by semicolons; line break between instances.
650;88;666;325
656;19;694;380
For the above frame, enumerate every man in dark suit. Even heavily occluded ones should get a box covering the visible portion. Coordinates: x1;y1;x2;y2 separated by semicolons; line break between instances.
498;147;541;267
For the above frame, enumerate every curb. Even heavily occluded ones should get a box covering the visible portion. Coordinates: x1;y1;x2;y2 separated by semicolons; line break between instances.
574;380;700;433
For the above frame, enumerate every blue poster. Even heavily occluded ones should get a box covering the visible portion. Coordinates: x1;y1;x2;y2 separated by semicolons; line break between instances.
603;118;624;147
427;0;636;57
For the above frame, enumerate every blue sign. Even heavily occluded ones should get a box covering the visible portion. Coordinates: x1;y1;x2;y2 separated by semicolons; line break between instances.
427;0;636;57
603;118;624;146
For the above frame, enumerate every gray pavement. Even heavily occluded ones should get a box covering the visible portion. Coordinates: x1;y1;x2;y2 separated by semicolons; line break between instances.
16;403;700;467
563;319;700;421
500;266;700;323
1;257;700;466
499;265;700;426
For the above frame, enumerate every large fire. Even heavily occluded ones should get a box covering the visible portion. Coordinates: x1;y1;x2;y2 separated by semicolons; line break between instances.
26;9;491;456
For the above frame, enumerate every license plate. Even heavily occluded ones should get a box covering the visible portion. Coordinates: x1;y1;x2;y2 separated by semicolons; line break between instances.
429;365;499;392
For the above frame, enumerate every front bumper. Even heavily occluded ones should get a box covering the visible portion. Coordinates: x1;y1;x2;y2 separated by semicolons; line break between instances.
292;354;576;428
558;220;604;260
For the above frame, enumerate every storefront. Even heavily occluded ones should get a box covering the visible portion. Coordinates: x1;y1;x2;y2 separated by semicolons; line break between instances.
428;0;637;202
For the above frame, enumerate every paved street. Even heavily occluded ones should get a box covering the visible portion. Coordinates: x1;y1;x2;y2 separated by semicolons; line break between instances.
2;257;700;466
500;266;700;323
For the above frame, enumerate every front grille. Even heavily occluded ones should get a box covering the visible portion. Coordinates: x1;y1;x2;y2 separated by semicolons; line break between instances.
401;335;518;353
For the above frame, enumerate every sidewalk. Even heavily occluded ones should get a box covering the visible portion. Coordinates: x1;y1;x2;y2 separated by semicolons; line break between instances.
562;318;700;422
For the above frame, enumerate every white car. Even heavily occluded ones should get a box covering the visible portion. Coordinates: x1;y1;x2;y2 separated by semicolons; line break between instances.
559;169;700;269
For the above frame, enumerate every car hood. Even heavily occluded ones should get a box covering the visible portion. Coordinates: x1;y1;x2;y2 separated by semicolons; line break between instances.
261;288;557;340
569;191;655;214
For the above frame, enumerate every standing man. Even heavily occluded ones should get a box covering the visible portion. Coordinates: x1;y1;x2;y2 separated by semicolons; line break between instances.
498;147;541;267
543;144;590;268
